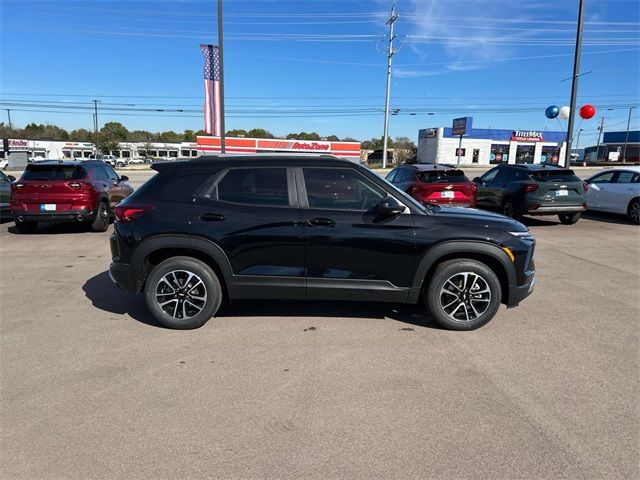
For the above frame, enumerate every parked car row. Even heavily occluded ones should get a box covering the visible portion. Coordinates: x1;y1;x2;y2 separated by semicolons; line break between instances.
385;163;640;225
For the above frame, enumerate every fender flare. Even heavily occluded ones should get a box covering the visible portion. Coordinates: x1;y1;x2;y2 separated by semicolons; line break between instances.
407;240;516;303
129;234;234;292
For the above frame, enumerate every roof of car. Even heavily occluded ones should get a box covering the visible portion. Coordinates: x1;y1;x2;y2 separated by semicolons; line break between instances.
27;160;104;167
405;163;461;171
503;164;568;171
152;154;358;170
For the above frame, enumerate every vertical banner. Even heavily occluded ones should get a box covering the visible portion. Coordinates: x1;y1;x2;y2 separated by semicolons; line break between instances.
200;44;221;136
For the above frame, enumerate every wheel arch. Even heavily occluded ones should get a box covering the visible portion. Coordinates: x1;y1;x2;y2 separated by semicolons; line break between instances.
130;235;233;296
408;241;515;305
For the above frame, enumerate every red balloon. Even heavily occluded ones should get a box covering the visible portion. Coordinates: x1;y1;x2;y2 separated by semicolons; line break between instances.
579;104;596;120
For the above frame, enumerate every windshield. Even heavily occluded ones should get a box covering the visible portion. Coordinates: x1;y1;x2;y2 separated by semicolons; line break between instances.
22;165;87;181
530;169;581;183
418;170;469;183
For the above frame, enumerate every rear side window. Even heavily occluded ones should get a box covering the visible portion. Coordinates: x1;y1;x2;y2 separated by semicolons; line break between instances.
614;171;640;184
216;168;289;206
22;165;87;181
131;169;217;203
418;169;469;183
531;169;581;182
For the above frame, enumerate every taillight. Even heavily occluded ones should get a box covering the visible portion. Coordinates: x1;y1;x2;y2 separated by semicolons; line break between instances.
582;181;589;192
68;182;95;191
114;205;153;222
470;182;477;192
523;184;539;193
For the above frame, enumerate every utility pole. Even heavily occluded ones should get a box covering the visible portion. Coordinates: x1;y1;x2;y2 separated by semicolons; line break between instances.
6;109;12;129
217;0;226;153
622;106;635;163
595;117;605;162
92;100;101;154
382;1;398;169
564;0;585;168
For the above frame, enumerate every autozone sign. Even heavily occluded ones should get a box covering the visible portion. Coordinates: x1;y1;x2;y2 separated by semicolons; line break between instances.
9;139;28;149
290;141;330;151
511;131;544;142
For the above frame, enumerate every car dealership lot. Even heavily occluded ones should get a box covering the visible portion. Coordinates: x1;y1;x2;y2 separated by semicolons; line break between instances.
1;170;638;479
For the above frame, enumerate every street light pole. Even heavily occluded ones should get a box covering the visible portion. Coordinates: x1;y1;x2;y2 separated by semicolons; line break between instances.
564;0;585;168
595;117;605;161
622;106;635;163
93;100;100;153
6;109;11;129
381;1;398;169
217;0;226;153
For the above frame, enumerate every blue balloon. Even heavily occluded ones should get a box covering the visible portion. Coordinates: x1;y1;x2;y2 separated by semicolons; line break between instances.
545;105;560;119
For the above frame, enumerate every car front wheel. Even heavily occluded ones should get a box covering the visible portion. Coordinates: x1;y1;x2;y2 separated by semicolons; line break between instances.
144;256;222;329
425;259;502;330
628;198;639;225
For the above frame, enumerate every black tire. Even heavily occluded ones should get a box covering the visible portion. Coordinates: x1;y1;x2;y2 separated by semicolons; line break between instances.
15;221;38;234
91;201;109;232
501;197;520;219
425;258;502;331
628;198;639;225
144;256;222;329
558;212;581;225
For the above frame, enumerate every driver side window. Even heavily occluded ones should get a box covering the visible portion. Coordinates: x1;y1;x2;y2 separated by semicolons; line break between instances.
303;168;385;211
481;167;500;182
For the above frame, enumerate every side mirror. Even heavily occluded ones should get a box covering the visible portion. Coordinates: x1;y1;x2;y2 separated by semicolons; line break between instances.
377;196;406;216
119;175;129;182
7;175;16;182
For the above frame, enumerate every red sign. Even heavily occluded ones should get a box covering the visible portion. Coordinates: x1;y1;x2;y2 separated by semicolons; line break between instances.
290;141;329;151
9;139;28;148
511;131;544;142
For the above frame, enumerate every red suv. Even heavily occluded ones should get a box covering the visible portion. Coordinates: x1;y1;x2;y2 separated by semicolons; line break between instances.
386;164;477;207
11;160;133;233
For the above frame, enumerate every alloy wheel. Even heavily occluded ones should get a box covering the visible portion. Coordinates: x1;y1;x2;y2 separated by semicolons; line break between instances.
439;272;492;322
630;200;640;224
155;270;208;320
99;204;109;228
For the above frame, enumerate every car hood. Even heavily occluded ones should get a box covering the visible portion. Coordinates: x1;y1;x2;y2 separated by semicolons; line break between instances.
432;205;528;232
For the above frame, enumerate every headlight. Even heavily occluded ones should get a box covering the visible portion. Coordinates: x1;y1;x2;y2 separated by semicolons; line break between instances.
507;231;534;241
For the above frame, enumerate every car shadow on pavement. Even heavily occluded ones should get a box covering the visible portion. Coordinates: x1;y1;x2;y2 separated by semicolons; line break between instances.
582;211;635;225
7;222;98;235
83;271;444;330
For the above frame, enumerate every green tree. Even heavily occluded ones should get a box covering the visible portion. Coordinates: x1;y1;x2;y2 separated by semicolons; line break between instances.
247;128;274;139
183;129;195;141
127;130;155;142
195;129;207;137
326;135;340;141
98;122;128;154
157;130;182;143
69;128;93;141
342;137;358;142
226;129;248;137
22;123;46;139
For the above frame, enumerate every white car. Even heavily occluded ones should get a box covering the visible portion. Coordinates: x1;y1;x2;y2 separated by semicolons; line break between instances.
127;157;148;165
585;166;640;224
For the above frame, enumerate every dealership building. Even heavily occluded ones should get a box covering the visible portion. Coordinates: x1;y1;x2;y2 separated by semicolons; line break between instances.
584;130;639;163
418;126;567;166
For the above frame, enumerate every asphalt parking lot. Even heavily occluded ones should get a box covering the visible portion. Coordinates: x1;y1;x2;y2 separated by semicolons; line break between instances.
1;168;638;479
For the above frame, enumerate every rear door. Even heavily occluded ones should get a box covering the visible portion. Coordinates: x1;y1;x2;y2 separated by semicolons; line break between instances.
605;171;640;214
475;167;503;208
190;166;305;299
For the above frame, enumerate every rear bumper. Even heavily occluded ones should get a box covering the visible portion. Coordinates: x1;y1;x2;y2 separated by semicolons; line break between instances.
424;201;475;208
525;204;585;215
109;261;138;293
12;208;96;223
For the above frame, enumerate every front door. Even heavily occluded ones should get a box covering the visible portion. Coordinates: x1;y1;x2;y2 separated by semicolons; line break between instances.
472;149;480;164
190;166;305;299
297;166;416;302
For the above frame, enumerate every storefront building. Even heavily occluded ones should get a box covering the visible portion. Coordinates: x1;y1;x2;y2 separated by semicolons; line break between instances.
196;136;361;162
418;127;567;166
583;130;639;163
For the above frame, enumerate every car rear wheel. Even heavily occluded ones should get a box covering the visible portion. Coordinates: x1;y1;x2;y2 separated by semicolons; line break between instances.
15;221;38;234
425;259;502;331
558;212;581;225
144;256;222;329
91;201;110;232
628;198;639;225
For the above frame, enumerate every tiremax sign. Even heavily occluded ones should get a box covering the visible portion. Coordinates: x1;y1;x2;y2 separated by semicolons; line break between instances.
511;131;544;142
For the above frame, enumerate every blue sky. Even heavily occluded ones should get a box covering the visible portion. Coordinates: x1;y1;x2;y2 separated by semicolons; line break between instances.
1;0;639;146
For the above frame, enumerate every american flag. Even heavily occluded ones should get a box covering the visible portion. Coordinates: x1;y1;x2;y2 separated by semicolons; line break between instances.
200;44;220;136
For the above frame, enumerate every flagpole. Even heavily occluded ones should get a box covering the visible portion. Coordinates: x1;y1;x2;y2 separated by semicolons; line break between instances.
217;0;226;153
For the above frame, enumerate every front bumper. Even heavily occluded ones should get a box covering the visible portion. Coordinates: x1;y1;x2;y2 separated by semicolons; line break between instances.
507;276;536;308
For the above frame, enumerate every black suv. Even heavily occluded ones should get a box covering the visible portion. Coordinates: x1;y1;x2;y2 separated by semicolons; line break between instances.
109;156;536;330
473;164;586;224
